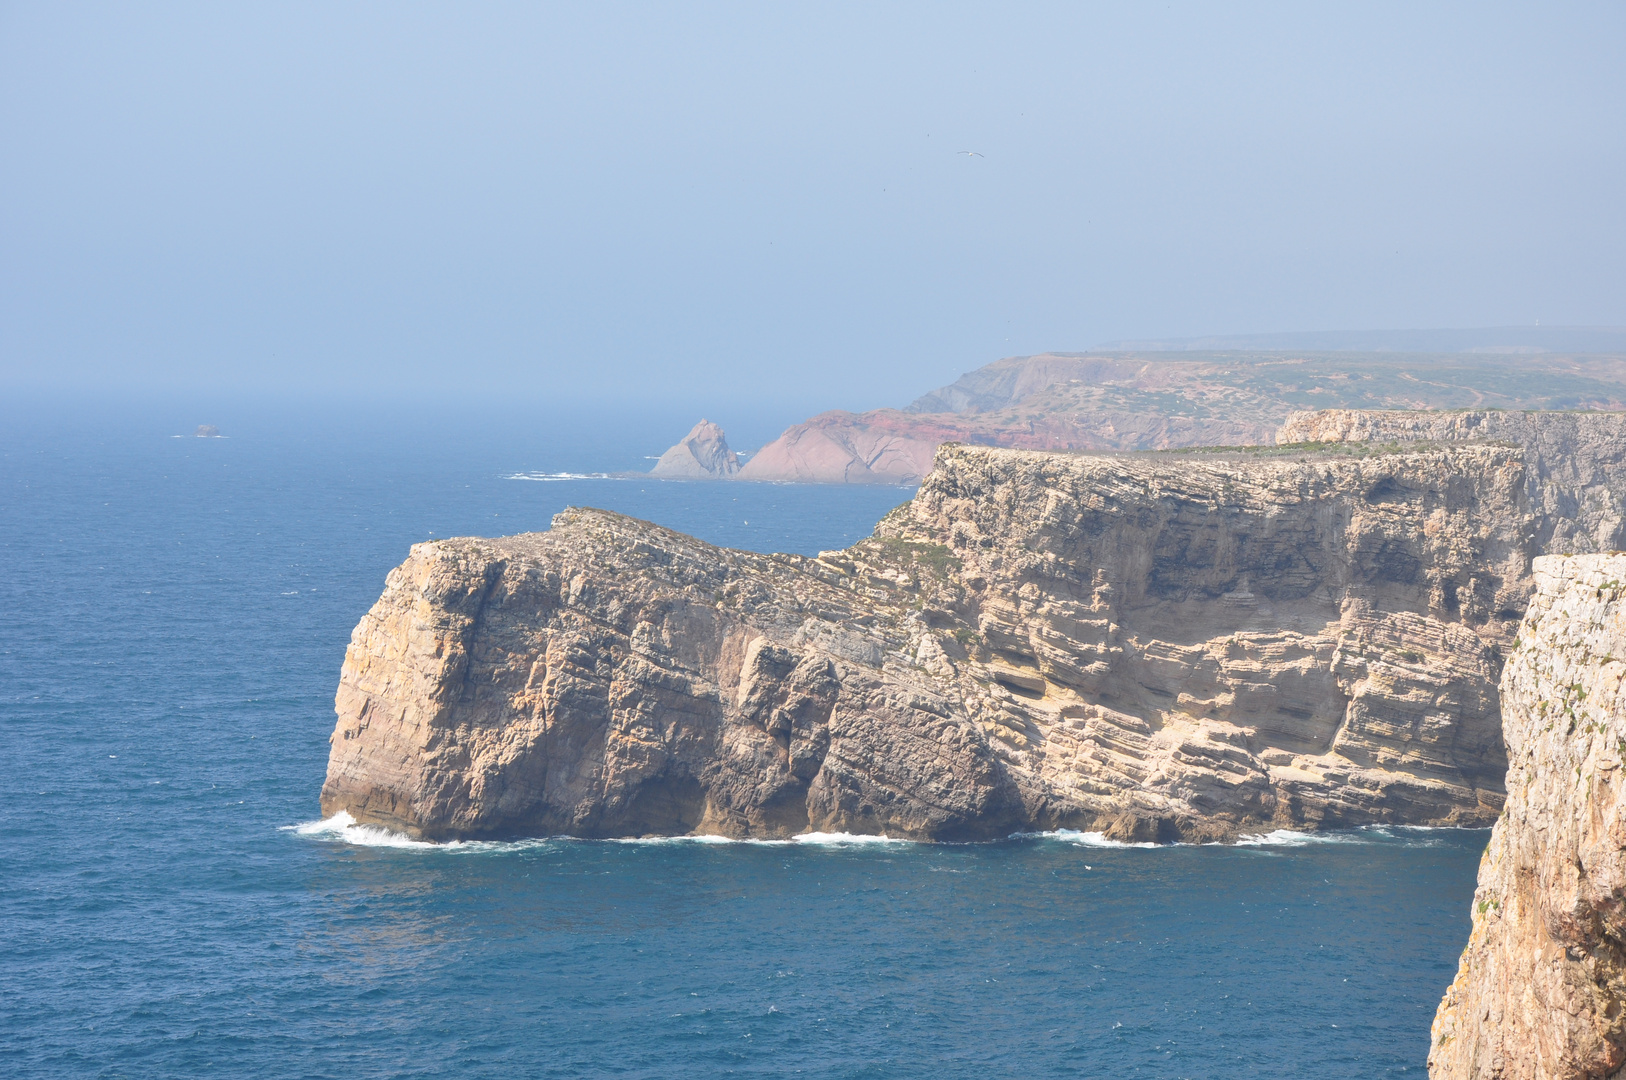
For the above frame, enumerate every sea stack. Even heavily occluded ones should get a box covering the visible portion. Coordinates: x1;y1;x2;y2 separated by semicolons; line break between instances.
1429;553;1626;1078
649;419;741;479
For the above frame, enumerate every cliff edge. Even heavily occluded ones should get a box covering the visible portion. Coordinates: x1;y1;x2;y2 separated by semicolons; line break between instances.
1281;409;1626;554
322;435;1567;841
1430;554;1626;1079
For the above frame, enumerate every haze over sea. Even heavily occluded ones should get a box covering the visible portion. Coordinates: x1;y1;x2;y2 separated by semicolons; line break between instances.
3;403;1482;1078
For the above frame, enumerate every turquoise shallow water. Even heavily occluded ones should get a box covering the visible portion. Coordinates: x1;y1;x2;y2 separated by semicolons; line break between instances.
2;405;1483;1077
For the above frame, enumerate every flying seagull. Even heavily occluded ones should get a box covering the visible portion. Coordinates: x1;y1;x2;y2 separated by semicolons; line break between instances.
957;150;984;157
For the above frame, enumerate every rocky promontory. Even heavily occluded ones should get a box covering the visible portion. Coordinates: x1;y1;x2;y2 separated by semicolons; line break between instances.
321;415;1626;841
1280;408;1626;555
1430;554;1626;1079
649;419;741;479
736;351;1626;484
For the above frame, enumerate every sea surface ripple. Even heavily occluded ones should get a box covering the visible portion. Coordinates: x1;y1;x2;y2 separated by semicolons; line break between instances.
1;405;1482;1078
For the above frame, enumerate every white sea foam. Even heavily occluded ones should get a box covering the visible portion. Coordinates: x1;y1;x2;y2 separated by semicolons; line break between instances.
607;833;782;846
289;816;1451;853
1234;829;1364;847
286;812;558;853
1236;825;1474;847
289;811;439;848
286;817;918;852
503;471;627;482
1001;825;1472;850
612;831;912;847
791;831;912;846
1021;829;1162;849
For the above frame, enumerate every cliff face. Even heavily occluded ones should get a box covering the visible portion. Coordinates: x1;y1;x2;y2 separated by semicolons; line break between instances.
649;419;740;479
1280;409;1626;555
735;404;1273;484
321;508;1026;841
323;439;1547;841
1430;554;1626;1080
735;410;944;484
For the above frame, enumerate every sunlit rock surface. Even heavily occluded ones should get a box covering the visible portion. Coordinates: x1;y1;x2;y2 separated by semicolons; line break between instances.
1430;554;1626;1079
1280;409;1626;554
649;419;741;479
323;437;1560;841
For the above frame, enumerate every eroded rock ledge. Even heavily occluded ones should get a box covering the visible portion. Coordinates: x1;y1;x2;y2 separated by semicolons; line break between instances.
320;418;1623;841
1280;409;1626;554
1430;554;1626;1079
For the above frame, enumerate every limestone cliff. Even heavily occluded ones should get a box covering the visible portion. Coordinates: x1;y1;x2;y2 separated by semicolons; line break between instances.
1280;409;1626;555
1430;554;1626;1079
323;438;1553;841
650;419;740;479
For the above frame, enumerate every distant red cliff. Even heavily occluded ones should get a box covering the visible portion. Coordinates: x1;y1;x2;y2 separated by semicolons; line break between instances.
658;349;1626;485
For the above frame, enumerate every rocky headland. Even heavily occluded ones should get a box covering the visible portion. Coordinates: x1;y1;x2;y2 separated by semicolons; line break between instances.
1430;554;1626;1079
1280;408;1626;555
735;351;1626;484
322;410;1626;842
649;419;740;479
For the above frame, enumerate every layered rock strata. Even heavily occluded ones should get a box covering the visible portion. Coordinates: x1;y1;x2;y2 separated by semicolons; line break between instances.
1430;554;1626;1079
1280;409;1626;555
323;439;1545;841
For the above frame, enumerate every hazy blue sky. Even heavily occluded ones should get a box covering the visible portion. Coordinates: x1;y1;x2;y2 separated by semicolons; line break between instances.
2;2;1622;412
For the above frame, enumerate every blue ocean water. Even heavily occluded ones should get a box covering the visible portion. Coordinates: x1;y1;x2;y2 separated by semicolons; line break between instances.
2;404;1484;1078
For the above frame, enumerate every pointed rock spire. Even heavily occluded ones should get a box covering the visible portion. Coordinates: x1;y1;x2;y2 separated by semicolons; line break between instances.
650;419;741;479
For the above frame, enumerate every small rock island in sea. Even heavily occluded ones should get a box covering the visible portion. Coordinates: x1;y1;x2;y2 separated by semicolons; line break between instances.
648;419;740;479
194;424;221;438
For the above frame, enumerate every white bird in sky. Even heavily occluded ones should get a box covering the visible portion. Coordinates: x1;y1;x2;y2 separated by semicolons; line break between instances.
957;150;984;157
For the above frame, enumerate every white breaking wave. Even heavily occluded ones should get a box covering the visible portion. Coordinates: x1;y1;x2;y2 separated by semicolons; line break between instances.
607;833;780;846
791;832;912;846
1028;825;1459;848
288;814;1462;853
289;811;438;848
285;812;557;853
1236;825;1471;846
1234;829;1365;847
609;831;911;847
1021;829;1162;849
503;471;626;482
286;815;913;851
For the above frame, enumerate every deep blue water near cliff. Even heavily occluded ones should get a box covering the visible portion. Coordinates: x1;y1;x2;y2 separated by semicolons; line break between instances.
2;402;1485;1078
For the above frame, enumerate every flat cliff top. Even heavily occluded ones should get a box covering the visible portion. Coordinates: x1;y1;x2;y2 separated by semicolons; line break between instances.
948;436;1520;463
916;439;1524;491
